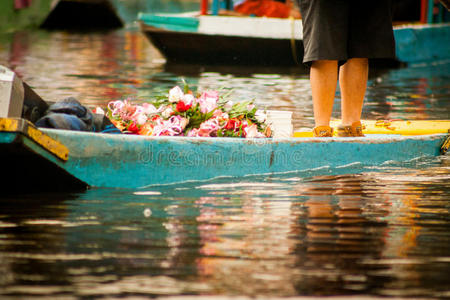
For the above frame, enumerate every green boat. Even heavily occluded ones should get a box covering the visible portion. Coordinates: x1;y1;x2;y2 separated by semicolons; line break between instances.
0;0;54;33
0;0;123;33
1;117;448;193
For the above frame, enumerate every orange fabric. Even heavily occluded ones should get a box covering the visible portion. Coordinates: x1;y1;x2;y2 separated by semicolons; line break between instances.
235;0;292;18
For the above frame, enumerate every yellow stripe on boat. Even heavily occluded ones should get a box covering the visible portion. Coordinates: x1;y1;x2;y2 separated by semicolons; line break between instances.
0;118;69;161
294;120;450;137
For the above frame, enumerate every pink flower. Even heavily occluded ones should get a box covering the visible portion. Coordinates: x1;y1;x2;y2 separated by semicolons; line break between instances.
142;103;158;114
187;128;199;137
197;90;219;114
212;109;223;118
131;106;149;125
152;116;186;136
110;100;136;122
197;117;221;137
170;115;189;131
211;108;228;120
108;100;125;117
169;86;184;103
244;123;265;138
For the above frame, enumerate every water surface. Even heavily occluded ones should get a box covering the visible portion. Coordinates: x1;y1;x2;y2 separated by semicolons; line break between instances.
0;28;449;299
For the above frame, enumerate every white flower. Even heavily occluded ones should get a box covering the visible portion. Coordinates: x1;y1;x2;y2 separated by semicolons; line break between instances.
182;94;195;106
142;103;158;114
224;100;233;111
255;110;267;123
161;106;174;118
168;86;184;103
135;113;148;125
93;107;105;115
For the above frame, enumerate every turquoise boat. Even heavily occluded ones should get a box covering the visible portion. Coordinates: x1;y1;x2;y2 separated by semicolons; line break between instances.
138;0;450;66
1;117;448;192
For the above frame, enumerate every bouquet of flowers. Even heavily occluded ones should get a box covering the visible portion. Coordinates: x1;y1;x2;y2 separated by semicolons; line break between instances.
102;84;271;138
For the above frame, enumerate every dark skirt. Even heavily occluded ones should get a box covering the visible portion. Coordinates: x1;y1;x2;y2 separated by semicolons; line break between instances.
298;0;396;65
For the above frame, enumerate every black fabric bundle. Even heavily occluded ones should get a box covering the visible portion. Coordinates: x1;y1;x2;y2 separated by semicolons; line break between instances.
35;97;120;133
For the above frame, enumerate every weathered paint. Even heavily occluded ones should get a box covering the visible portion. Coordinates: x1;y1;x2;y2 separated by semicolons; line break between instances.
37;128;446;189
393;23;450;64
138;13;199;32
0;118;68;161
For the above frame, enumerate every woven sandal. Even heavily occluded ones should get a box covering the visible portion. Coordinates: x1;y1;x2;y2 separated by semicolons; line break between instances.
313;126;334;137
337;121;365;137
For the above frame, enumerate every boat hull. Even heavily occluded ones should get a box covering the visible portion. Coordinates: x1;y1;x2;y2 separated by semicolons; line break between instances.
0;121;87;194
394;23;450;65
139;13;450;66
41;0;123;30
1;117;447;191
143;27;303;66
139;14;304;66
41;129;446;189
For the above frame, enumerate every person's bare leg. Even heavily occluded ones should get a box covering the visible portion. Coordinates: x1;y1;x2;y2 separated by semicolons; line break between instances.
339;58;368;126
310;60;338;127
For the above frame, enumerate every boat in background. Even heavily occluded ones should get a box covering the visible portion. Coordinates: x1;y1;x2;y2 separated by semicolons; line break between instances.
139;0;450;66
394;23;450;65
0;0;54;33
139;13;304;66
0;0;123;33
41;0;123;30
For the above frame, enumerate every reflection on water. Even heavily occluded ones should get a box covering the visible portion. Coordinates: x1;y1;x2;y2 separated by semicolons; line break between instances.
1;29;449;129
112;0;200;25
0;157;449;298
0;28;449;298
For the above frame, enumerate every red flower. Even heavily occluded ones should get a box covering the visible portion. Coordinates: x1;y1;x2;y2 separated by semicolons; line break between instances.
176;101;192;112
225;119;238;130
128;122;140;133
